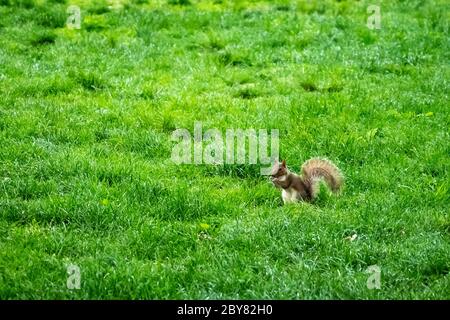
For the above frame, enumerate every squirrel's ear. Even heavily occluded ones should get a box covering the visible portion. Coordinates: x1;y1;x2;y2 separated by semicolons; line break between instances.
281;160;286;167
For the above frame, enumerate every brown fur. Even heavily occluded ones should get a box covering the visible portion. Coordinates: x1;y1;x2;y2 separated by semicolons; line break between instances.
271;158;343;203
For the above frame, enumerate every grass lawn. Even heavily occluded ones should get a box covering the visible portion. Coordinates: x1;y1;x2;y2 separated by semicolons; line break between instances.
0;0;449;299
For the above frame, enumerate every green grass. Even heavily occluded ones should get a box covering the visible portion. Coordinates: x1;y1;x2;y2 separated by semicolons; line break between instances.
0;0;449;299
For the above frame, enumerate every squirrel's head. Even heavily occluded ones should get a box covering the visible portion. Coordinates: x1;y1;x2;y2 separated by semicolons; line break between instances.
270;160;288;186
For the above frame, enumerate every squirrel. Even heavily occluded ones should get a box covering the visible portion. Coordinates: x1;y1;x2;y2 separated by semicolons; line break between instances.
270;158;343;204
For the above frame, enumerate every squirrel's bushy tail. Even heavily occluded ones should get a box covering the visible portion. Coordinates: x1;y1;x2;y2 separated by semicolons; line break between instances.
301;158;344;199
